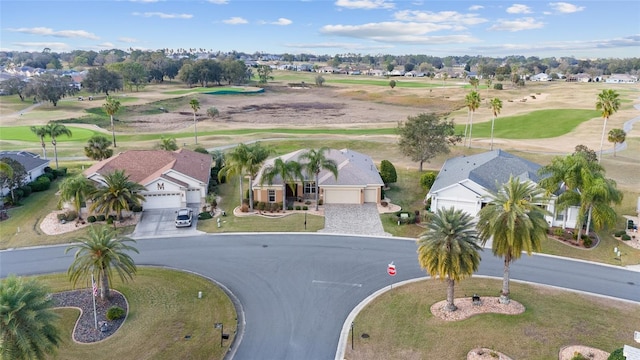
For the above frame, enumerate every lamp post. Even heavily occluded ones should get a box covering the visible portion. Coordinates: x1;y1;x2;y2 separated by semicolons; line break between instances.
214;323;223;347
351;322;354;350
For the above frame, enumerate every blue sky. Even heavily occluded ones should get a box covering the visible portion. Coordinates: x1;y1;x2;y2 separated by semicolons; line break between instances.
1;0;638;58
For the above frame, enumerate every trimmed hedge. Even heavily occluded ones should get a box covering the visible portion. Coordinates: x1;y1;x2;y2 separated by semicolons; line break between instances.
29;176;51;192
198;212;213;220
106;306;126;320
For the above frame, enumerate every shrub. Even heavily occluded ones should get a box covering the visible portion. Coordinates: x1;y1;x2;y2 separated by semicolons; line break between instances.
53;168;67;178
257;202;267;212
295;205;301;211
131;205;143;213
614;230;626;237
621;234;631;241
97;214;106;222
302;206;308;211
13;188;24;201
198;212;213;220
287;206;293;211
494;83;503;90
420;172;437;190
30;176;51;192
380;201;388;207
57;213;67;221
106;217;114;225
583;237;593;248
608;348;624;360
19;185;32;198
240;204;249;213
379;160;398;185
108;215;116;221
106;306;126;321
42;171;55;181
571;352;589;360
553;228;564;237
65;210;78;222
318;199;323;206
87;216;97;223
193;146;209;154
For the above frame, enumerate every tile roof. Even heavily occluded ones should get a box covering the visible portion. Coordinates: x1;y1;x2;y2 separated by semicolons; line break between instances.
0;151;49;172
429;149;542;194
83;149;212;185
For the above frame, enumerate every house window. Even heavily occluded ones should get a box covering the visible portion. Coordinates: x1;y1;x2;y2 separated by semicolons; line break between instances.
304;182;316;194
268;190;276;203
555;212;564;221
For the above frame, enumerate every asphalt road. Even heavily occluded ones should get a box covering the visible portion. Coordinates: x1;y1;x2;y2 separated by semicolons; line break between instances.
2;234;639;360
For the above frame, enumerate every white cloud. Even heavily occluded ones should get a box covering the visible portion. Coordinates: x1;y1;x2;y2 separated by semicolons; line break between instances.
118;37;138;43
321;22;480;44
393;10;488;26
488;17;544;31
549;2;585;13
97;42;115;48
271;18;292;26
132;12;192;19
8;27;99;40
10;42;70;51
129;0;162;2
223;17;248;24
286;41;394;51
335;0;395;10
506;4;532;14
473;35;640;54
207;0;229;4
468;5;484;11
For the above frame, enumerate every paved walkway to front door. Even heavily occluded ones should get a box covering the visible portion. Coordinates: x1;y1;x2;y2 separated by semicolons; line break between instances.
319;203;390;237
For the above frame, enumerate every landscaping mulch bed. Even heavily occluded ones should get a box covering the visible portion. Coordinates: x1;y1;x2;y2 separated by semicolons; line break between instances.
52;289;128;343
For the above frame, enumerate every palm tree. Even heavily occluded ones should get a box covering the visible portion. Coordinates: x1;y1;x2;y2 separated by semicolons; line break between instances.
469;77;479;90
158;136;178;151
30;125;48;159
44;122;72;169
0;275;61;360
103;96;121;148
84;135;113;161
245;143;272;210
477;176;550;304
485;78;493;97
489;97;503;151
0;161;12;179
58;175;95;221
417;207;482;311
595;89;620;163
576;171;623;240
464;91;481;148
299;147;338;211
90;170;146;222
218;144;250;206
65;225;138;300
607;128;626;157
190;98;200;144
260;158;303;212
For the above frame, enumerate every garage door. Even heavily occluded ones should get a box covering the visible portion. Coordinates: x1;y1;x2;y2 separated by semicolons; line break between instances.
324;188;360;204
436;199;478;217
186;188;201;203
143;193;182;209
364;188;378;203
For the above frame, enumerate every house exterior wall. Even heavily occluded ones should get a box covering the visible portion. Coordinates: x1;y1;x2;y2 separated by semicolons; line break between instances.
364;186;379;203
323;187;361;204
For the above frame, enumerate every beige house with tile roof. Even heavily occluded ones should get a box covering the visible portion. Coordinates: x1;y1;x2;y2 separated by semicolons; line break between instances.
253;148;384;206
84;149;212;209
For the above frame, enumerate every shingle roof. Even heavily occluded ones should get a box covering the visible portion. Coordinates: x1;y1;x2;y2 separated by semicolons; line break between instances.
0;151;49;172
83;149;212;185
429;150;541;194
254;148;383;187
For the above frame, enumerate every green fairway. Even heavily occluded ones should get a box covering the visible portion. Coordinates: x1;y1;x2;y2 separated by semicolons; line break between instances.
164;86;264;95
0;125;100;142
327;78;440;88
455;109;600;139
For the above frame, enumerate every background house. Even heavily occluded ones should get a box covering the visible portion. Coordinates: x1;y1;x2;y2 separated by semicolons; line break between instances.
426;150;578;229
253;148;384;206
0;151;50;196
84;149;212;209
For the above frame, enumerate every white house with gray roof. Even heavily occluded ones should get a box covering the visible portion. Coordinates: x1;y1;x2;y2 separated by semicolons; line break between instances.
0;151;50;196
426;150;578;229
253;149;384;206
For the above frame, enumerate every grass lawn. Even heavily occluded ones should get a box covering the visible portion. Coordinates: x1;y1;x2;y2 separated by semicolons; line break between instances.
455;109;601;139
327;78;439;88
164;86;263;95
37;268;236;360
346;278;639;360
0;125;99;142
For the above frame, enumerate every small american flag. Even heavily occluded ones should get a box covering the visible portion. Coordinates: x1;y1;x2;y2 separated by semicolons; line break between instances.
92;275;98;297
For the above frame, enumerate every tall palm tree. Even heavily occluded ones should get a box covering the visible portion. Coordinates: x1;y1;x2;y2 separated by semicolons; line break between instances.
477;176;550;304
417;207;482;311
489;97;503;151
0;275;61;360
245;143;272;210
576;171;623;240
469;77;479;90
485;78;492;97
218;144;250;206
58;175;96;221
464;91;481;148
260;158;303;212
103;96;121;148
90;170;146;222
299;147;338;211
595;89;620;163
30;125;48;159
84;135;113;161
44;123;72;169
66;225;138;300
190;98;201;144
607;128;626;157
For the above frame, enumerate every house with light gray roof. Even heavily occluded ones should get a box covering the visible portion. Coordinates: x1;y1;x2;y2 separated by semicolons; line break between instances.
0;151;50;196
253;149;384;206
426;150;578;229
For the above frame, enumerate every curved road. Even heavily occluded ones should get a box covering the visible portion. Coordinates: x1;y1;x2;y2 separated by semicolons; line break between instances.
2;234;639;360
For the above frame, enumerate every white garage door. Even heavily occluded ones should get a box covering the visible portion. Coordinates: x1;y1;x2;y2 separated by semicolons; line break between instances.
324;188;360;204
186;188;201;203
436;199;479;217
143;193;182;209
364;188;378;203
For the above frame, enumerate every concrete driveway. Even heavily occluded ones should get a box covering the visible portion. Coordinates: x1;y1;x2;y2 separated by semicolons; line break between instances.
320;203;390;236
131;206;203;239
